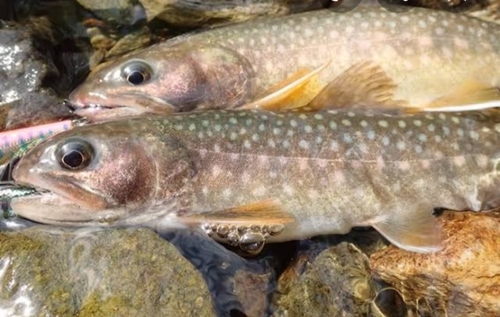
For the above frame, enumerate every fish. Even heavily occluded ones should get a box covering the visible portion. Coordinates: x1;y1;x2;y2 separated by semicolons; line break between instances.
68;5;500;121
10;108;500;254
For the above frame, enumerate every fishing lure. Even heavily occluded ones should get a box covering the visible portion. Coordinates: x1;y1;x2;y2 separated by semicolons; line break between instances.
0;118;89;166
0;184;37;219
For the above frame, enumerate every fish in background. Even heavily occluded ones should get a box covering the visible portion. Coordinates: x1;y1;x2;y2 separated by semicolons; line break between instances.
9;106;500;255
68;5;500;121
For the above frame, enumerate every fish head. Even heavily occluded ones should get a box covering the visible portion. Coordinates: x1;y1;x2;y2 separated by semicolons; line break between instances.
10;119;195;226
69;42;254;121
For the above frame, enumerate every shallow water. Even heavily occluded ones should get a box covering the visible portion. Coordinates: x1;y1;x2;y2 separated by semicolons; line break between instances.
0;1;499;316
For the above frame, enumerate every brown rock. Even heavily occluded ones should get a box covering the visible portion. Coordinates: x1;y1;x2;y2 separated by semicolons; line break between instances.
370;211;500;316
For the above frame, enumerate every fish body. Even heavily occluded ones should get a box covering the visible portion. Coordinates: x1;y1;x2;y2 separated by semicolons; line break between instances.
69;6;500;120
10;109;500;253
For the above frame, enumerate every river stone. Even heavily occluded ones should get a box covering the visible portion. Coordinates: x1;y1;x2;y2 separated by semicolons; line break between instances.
0;226;216;317
370;211;500;317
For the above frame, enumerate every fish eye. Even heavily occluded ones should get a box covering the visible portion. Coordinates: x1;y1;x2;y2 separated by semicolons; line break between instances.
56;138;94;171
121;61;152;86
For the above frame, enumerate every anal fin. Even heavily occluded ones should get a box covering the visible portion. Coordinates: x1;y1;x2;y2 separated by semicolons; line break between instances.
370;205;443;253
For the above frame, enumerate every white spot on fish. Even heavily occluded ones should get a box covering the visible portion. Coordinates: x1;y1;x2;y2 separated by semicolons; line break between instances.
333;170;345;184
382;136;390;146
252;134;260;142
230;132;237;140
202;120;209;127
239;128;247;135
282;140;291;149
453;156;466;167
342;119;351;126
414;145;423;153
398;161;410;170
252;186;266;197
259;124;266;131
283;184;294;196
273;128;282;135
420;160;430;169
413;120;422;127
214;124;221;132
304;125;312;133
435;135;442;143
378;120;389;128
397;141;406;150
398;121;406;128
299;140;309;149
427;124;435;132
212;165;222;177
314;114;323;120
360;120;368;128
223;188;232;200
343;134;352;143
376;156;385;170
330;141;339;151
476;155;489;168
174;124;184;130
451;117;460;124
244;140;251;149
330;121;337;130
482;127;491;133
229;118;238;124
418;134;427;142
494;124;500;133
290;120;298;127
367;130;376;140
268;139;276;148
213;144;221;152
347;112;356;117
470;131;479;140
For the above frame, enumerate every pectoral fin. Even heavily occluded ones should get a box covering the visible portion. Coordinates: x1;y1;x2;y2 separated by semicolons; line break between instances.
182;200;294;255
239;61;331;111
306;61;410;112
184;199;295;225
370;205;443;253
414;80;500;112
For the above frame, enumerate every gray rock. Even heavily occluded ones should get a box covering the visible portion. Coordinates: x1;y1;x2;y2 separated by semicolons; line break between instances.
76;0;147;25
0;18;71;130
138;0;328;27
0;227;216;317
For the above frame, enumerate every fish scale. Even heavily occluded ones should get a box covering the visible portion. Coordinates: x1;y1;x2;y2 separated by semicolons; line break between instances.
10;109;500;253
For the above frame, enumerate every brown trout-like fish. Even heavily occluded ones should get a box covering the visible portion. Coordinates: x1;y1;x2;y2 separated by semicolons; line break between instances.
68;5;500;120
10;109;500;254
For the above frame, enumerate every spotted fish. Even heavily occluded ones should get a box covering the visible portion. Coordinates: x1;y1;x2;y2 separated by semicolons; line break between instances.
11;108;500;253
68;5;500;120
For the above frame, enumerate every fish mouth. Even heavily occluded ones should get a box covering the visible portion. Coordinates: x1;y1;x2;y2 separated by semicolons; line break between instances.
67;95;177;121
10;189;122;226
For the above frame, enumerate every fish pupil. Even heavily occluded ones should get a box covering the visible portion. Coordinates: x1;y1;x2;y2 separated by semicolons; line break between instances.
127;71;145;85
62;150;84;169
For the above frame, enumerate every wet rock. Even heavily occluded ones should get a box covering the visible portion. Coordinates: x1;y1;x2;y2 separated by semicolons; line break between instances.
138;0;328;27
233;269;272;317
370;211;500;317
76;0;146;26
0;18;71;130
271;240;377;316
0;227;216;317
105;26;151;59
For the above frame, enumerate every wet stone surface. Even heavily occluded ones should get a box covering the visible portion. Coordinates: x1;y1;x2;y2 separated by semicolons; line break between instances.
370;211;500;317
0;227;216;317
